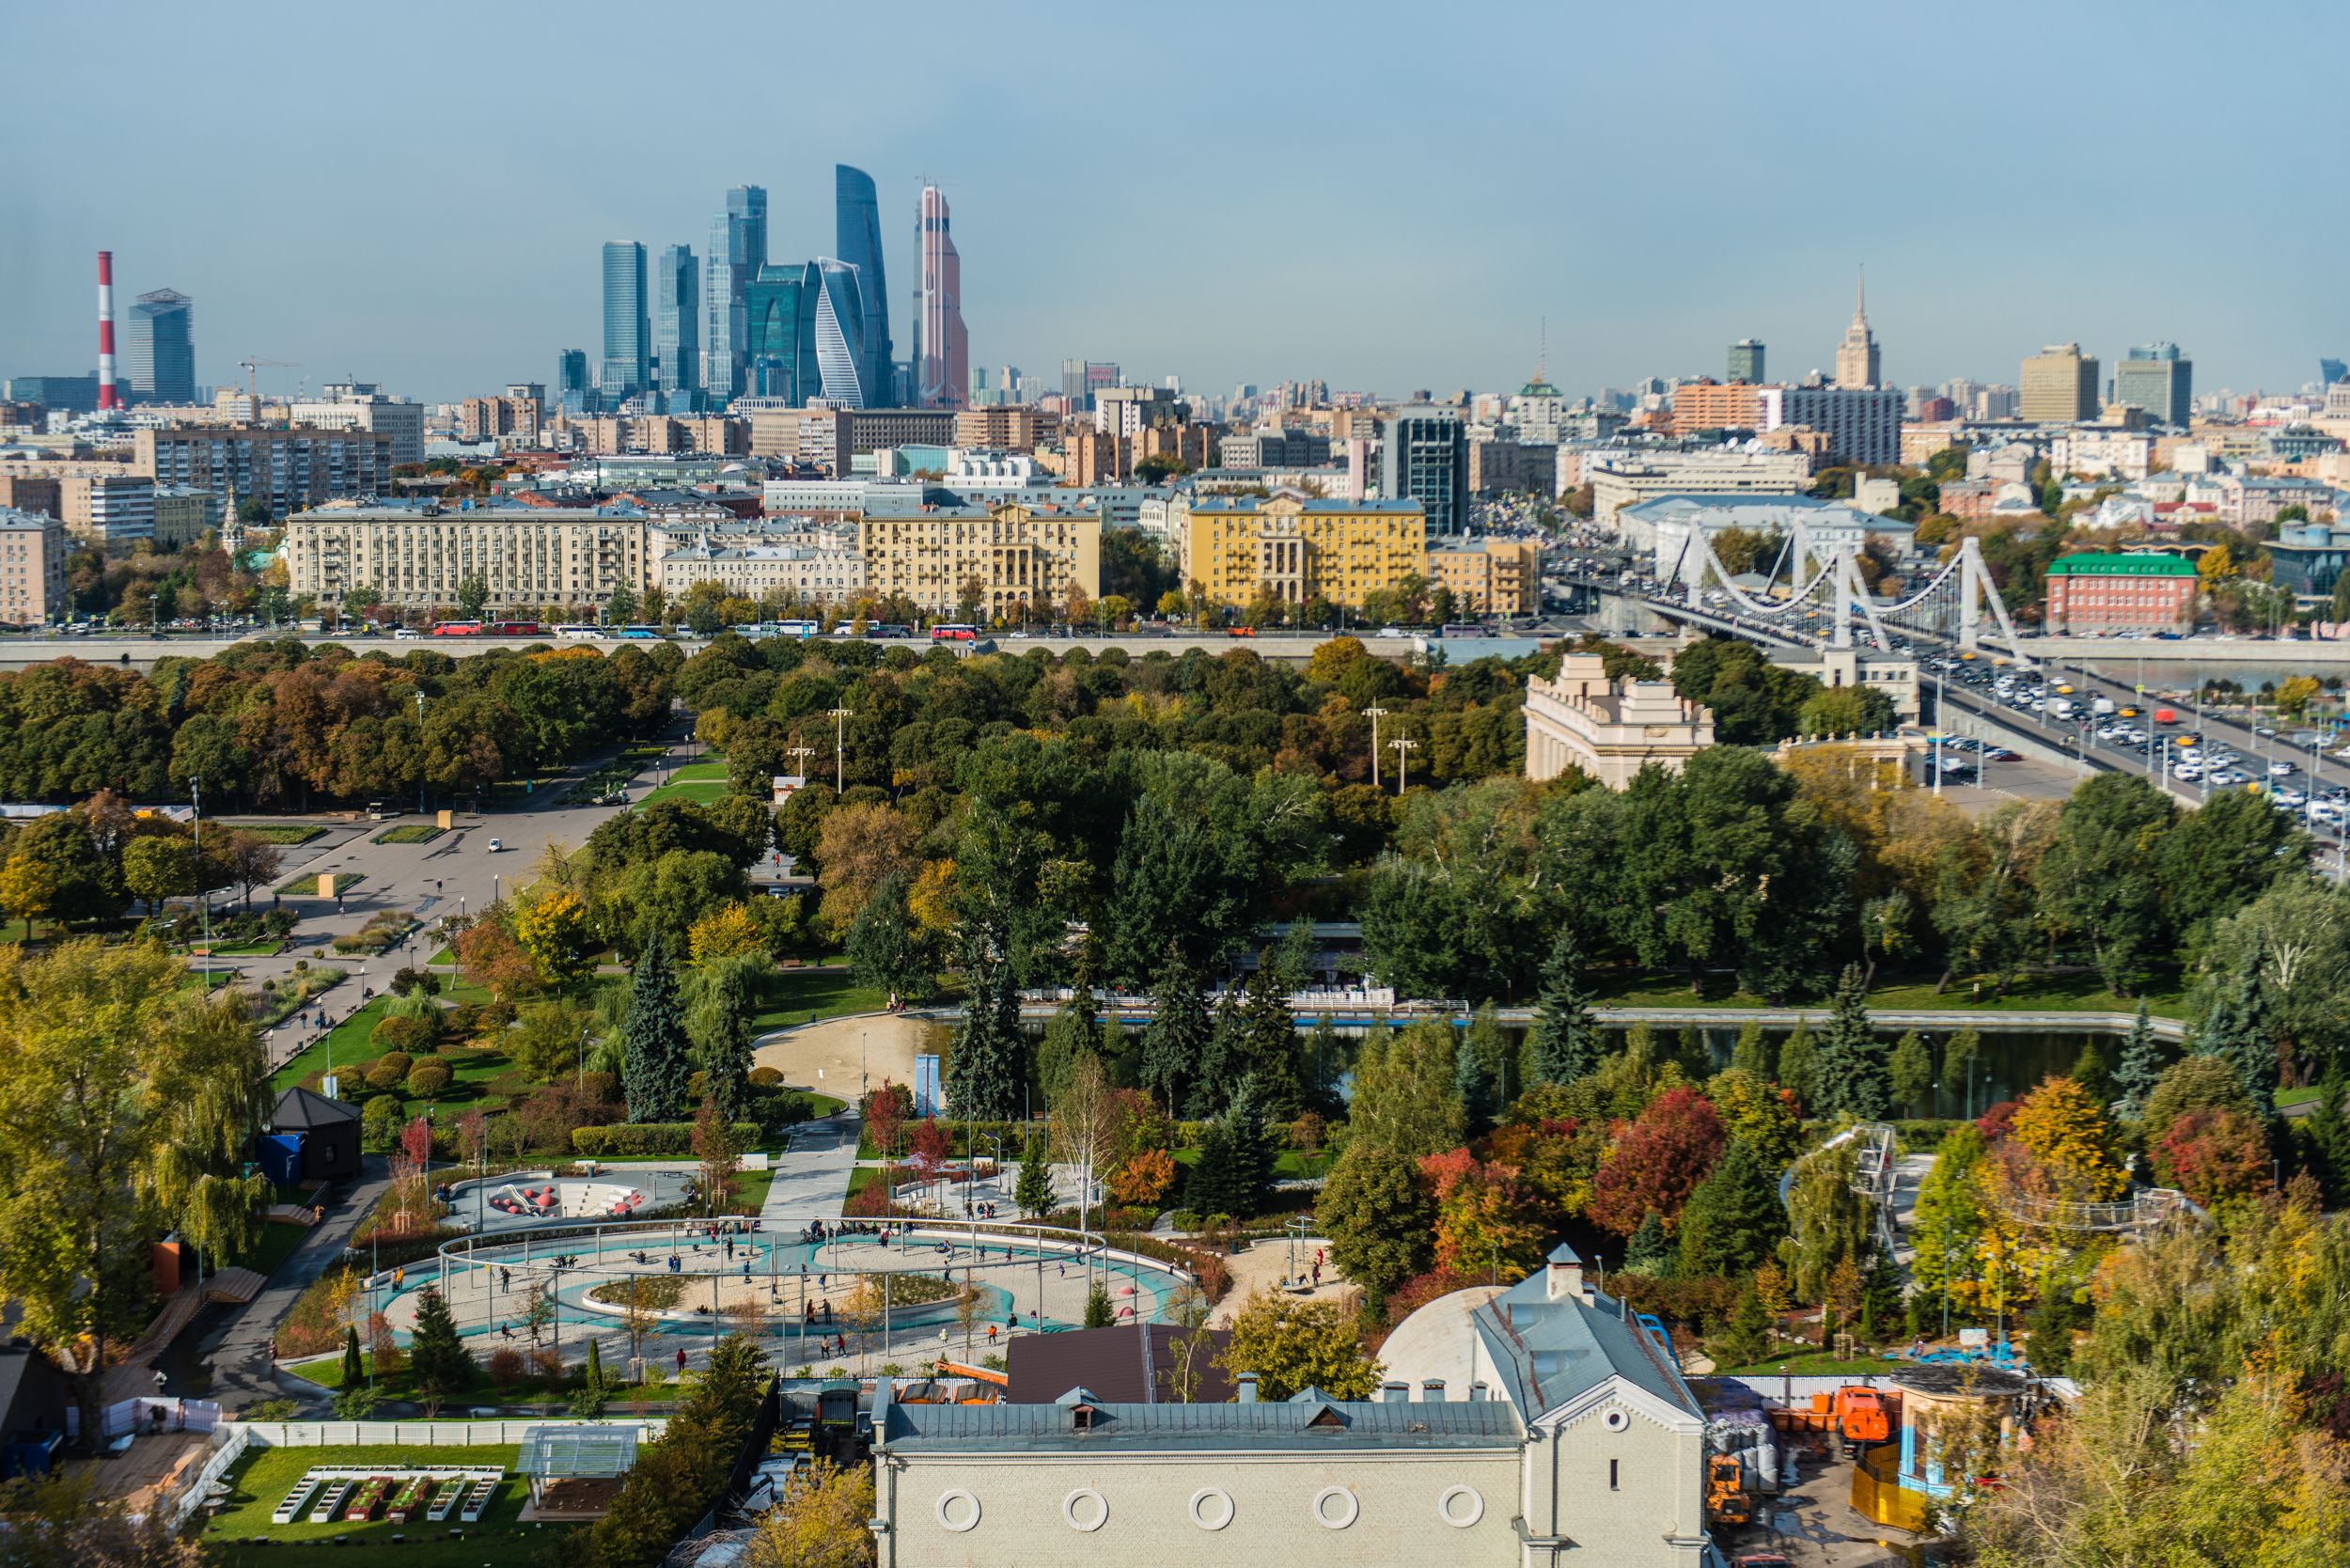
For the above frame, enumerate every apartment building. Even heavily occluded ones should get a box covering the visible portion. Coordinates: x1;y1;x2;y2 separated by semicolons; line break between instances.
151;485;219;546
1177;494;1427;610
654;532;866;602
1429;538;1540;615
460;396;542;445
280;501;652;613
857;500;1100;619
134;425;394;521
951;404;1049;452
0;509;70;624
61;474;155;547
1669;380;1762;435
1586;450;1813;525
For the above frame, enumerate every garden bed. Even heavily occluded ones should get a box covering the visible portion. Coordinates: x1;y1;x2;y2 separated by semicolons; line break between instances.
221;823;330;846
198;1442;558;1565
371;823;445;845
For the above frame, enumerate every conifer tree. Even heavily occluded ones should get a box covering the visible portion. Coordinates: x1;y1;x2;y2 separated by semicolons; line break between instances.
1527;929;1601;1086
2114;1003;2165;1121
1622;1211;1675;1278
1455;1002;1506;1134
1777;1023;1824;1115
407;1287;476;1411
341;1325;364;1390
1814;964;1889;1120
1889;1030;1935;1118
1677;1141;1788;1278
1015;1134;1056;1217
1731;1019;1772;1080
1139;954;1211;1117
621;935;691;1122
1240;959;1305;1117
949;953;1023;1121
2194;943;2274;1116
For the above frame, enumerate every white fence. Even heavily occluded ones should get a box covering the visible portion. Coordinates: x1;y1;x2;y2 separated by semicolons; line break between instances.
229;1417;669;1448
161;1424;252;1531
65;1395;222;1440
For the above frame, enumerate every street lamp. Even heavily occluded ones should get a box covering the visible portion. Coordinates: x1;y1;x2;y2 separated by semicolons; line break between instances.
1387;736;1417;795
415;690;428;817
1361;706;1389;789
827;708;854;796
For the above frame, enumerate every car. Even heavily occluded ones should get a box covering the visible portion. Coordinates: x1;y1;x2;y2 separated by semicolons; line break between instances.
487;838;502;853
2278;789;2309;808
2257;726;2279;738
2270;761;2296;778
393;627;418;639
1983;746;2020;761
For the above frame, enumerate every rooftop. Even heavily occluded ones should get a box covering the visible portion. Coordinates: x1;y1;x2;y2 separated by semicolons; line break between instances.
881;1387;1522;1454
2044;552;2198;577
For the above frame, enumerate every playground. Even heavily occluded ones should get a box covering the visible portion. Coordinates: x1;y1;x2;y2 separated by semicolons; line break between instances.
434;1170;696;1232
354;1216;1193;1372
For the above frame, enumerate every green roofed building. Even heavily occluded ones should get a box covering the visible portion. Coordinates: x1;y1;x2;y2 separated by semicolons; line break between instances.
2044;552;2198;635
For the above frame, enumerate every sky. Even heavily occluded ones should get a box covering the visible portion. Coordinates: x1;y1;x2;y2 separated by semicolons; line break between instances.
5;0;2348;407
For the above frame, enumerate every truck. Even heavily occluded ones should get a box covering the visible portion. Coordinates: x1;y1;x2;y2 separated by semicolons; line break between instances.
1832;1387;1893;1459
2154;707;2181;725
2050;698;2076;721
2092;696;2116;716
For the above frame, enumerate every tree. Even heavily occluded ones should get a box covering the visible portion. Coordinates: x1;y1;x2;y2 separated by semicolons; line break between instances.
1708;1281;1774;1370
1942;1027;1983;1116
1814;964;1889;1120
407;1287;476;1412
1236;960;1305;1117
621;934;691;1122
1317;1142;1434;1305
1677;1141;1788;1278
1137;955;1211;1117
2114;1003;2164;1120
2152;1106;2272;1207
1345;1021;1465;1160
1705;1068;1803;1168
456;920;538;1003
1588;1086;1727;1235
1014;1135;1055;1217
2191;941;2276;1115
1214;1291;1380;1401
1889;1029;1934;1117
456;575;490;619
687;902;768;965
120;834;196;916
218;831;285;910
2008;1074;2129;1201
947;956;1023;1121
0;853;56;938
684;951;760;1125
2070;1040;2111;1109
1083;1280;1114;1328
743;1460;876;1568
513;888;596;985
842;870;934;1001
1776;1023;1823;1113
0;1468;208;1567
1455;1001;1505;1134
693;1097;750;1216
2032;773;2177;996
341;1325;365;1390
1621;1211;1675;1277
1779;1142;1871;1302
1183;1079;1276;1218
1731;1020;1772;1079
2141;1055;2257;1149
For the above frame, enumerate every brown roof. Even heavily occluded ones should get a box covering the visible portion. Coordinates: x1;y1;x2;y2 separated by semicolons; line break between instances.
1004;1325;1236;1405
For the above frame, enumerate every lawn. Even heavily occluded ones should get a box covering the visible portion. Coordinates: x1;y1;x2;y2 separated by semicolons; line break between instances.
751;966;886;1031
197;1442;573;1566
638;759;729;808
1588;966;2189;1019
220;823;328;845
242;1216;312;1278
1169;1148;1327;1180
372;823;445;845
278;870;366;897
289;1350;584;1407
200;938;285;957
273;996;394;1094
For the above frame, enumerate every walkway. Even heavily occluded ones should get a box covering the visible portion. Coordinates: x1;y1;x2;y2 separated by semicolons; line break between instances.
762;1113;861;1222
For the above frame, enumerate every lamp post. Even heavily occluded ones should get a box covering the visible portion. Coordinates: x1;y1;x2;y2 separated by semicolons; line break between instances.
827;708;854;795
1387;736;1417;795
1361;706;1389;789
415;690;427;817
191;776;211;989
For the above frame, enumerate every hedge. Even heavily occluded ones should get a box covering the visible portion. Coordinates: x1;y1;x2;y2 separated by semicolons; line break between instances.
572;1121;761;1156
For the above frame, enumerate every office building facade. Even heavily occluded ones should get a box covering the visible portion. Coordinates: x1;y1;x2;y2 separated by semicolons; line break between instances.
2113;342;2192;427
557;350;591;414
2020;344;2099;424
4;375;100;415
1379;406;1467;534
835;165;894;405
2043;552;2196;634
125;289;196;404
601;243;650;398
653;244;700;400
745;260;875;409
290;383;426;467
60;474;155;547
915;185;968;409
1728;339;1766;384
704;185;766;402
1764;384;1904;467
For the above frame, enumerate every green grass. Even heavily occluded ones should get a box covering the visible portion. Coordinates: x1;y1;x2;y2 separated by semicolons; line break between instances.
2279;1085;2322;1108
1169;1148;1325;1179
198;1442;574;1566
272;996;393;1093
731;1168;776;1214
278;870;366;897
639;759;730;808
427;946;455;966
751;967;886;1031
220;823;328;845
200;938;285;956
240;1216;312;1278
371;823;445;845
1588;966;2189;1019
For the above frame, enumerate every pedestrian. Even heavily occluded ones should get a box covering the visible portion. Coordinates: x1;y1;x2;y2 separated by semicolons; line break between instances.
676;1347;687;1376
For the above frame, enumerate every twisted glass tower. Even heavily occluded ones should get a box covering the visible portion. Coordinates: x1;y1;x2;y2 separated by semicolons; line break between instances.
834;165;892;404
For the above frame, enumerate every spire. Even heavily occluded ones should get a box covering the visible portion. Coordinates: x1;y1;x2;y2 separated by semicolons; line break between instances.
1537;315;1548;383
1853;264;1867;325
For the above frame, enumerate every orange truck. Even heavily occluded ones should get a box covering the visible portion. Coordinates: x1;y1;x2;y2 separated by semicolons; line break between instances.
1770;1386;1897;1459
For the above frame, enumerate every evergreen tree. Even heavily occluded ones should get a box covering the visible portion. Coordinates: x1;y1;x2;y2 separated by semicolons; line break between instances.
1182;1078;1276;1218
1138;955;1211;1117
1675;1024;1710;1080
1676;1141;1788;1278
2114;1003;2165;1121
949;954;1024;1121
1622;1211;1675;1278
1942;1027;1983;1119
1813;964;1889;1120
1239;960;1305;1117
1707;1281;1773;1370
1858;1251;1904;1343
585;1338;604;1390
1455;1003;1506;1135
2295;1076;2350;1207
621;935;691;1123
1015;1134;1056;1217
1526;929;1601;1086
407;1288;476;1409
2071;1040;2112;1110
1777;1023;1824;1114
340;1325;364;1390
1731;1019;1772;1080
2195;942;2275;1116
1304;1014;1340;1111
1888;1030;1934;1118
1196;991;1249;1117
1084;1280;1114;1328
844;869;934;1000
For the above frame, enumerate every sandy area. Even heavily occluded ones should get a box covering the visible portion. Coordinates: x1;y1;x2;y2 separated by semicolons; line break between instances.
752;1012;947;1103
1205;1233;1355;1327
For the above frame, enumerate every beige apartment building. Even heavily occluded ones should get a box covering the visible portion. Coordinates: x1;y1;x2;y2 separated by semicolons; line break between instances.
2019;344;2100;424
134;425;394;521
0;509;70;623
280;502;652;614
1177;494;1427;610
951;405;1050;452
1429;538;1540;615
654;534;866;602
858;500;1099;619
1669;379;1764;435
151;485;218;547
564;416;748;457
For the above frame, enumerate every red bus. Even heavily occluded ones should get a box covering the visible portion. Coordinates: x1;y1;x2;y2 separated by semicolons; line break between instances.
930;623;978;642
431;620;484;636
486;621;542;637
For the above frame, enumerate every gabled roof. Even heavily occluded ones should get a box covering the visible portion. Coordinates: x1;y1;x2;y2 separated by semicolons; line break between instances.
273;1085;361;1129
881;1393;1519;1453
1466;1250;1700;1423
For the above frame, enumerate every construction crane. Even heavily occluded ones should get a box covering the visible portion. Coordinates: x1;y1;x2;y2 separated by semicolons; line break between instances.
237;357;301;406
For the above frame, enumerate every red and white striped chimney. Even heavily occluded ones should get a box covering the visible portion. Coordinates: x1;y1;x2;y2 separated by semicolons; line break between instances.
95;251;120;411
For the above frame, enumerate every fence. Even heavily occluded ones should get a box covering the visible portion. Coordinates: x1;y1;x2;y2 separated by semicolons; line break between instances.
161;1424;252;1531
229;1417;669;1448
65;1396;223;1440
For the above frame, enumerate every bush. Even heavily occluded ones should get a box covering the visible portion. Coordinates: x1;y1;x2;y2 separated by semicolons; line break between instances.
486;1347;526;1387
371;1014;438;1055
365;1058;410;1093
361;1094;404;1152
405;1060;453;1098
749;1066;784;1088
571;1121;760;1157
390;966;440;997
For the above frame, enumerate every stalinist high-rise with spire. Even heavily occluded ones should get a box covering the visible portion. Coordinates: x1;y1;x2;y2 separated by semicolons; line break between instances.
1835;268;1881;388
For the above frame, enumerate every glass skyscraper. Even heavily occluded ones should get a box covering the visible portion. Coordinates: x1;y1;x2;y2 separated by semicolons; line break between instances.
705;185;766;402
600;242;649;399
126;289;195;403
653;244;700;400
1379;406;1468;534
2114;342;2192;427
744;259;871;408
835;165;893;405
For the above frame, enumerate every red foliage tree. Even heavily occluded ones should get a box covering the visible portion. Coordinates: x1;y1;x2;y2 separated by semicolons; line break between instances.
1586;1087;1726;1236
1975;1098;2021;1143
862;1078;912;1159
909;1115;952;1179
2154;1106;2273;1206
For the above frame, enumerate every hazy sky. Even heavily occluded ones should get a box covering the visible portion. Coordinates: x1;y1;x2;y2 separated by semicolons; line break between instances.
5;0;2347;405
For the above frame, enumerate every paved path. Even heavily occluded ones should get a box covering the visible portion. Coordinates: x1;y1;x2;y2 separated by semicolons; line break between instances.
762;1113;860;1221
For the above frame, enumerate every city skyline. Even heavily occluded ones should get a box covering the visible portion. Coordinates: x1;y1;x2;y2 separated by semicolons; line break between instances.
3;2;2346;404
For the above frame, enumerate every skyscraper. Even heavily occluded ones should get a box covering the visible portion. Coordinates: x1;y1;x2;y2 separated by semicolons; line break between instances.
835;165;893;404
557;350;589;416
1728;338;1766;384
744;260;871;408
705;185;767;402
125;289;195;403
600;243;650;399
915;185;968;410
2322;357;2346;387
1834;270;1880;388
2020;344;2100;423
1379;406;1467;535
2114;342;2192;427
653;244;700;400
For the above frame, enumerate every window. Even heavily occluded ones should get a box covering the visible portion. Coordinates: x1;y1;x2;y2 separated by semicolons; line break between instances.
1609;1459;1620;1491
